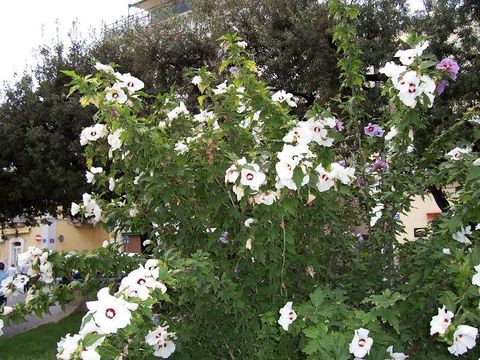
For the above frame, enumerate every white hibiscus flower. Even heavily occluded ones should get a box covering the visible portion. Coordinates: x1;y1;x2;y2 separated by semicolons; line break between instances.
80;350;101;360
167;102;189;121
277;301;297;331
212;81;229;95
253;191;278;205
472;264;480;286
145;325;177;359
71;202;80;216
107;128;125;154
57;333;82;360
174;141;188;155
349;328;373;359
12;274;29;290
430;305;454;335
452;225;472;244
448;325;478;356
80;124;108;146
446;147;472;161
386;345;408;360
240;164;267;191
272;90;296;107
315;164;334;192
191;75;202;86
395;71;422;108
3;306;14;315
105;83;128;104
329;162;355;185
116;72;144;93
379;62;406;83
94;62;114;74
86;287;139;334
282;122;313;144
236;41;248;49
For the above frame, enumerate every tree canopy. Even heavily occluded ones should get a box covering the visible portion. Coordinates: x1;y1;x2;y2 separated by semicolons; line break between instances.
0;0;478;223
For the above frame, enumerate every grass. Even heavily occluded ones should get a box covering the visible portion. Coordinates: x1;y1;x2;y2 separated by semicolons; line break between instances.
0;311;84;360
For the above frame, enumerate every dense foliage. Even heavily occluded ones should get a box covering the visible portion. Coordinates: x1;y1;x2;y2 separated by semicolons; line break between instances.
1;1;480;359
1;0;479;223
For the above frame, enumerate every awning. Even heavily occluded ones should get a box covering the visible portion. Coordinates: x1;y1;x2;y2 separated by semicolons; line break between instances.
130;0;169;11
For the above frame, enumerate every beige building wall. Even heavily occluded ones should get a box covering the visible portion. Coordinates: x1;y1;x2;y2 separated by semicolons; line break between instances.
55;221;108;253
397;194;441;242
0;218;108;268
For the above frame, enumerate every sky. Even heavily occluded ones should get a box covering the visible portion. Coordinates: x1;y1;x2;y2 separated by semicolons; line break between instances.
0;0;425;86
0;0;135;85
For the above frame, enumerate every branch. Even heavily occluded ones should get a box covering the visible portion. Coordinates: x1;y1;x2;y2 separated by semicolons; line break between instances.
427;185;450;212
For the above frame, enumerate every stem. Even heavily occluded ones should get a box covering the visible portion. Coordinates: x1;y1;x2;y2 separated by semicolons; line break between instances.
280;216;287;297
216;177;237;208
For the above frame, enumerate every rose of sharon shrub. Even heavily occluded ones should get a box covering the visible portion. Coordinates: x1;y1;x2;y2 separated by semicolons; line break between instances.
0;2;478;359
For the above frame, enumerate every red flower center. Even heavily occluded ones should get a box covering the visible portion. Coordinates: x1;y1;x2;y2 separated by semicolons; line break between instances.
90;131;97;136
358;339;366;347
112;92;119;98
127;81;134;88
246;173;254;181
105;308;116;319
137;278;146;285
314;127;322;133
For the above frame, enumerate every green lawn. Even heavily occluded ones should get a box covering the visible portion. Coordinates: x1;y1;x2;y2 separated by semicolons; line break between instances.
0;311;84;360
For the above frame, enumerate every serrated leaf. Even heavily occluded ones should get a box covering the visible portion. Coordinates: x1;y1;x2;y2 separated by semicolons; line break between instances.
310;288;326;307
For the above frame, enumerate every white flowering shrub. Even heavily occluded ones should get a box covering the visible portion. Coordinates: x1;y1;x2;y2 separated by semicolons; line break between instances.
1;1;480;359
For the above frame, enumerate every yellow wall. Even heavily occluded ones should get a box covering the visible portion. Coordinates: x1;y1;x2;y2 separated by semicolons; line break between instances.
55;220;108;253
0;219;109;267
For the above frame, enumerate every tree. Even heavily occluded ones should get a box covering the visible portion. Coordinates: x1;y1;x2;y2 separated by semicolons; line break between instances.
0;39;95;224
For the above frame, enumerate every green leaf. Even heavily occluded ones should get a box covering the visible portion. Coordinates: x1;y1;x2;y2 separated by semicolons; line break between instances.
467;166;480;181
310;288;326;308
303;326;321;339
82;333;105;348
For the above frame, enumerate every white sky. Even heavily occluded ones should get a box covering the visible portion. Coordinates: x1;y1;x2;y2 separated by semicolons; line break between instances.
0;0;425;86
0;0;135;85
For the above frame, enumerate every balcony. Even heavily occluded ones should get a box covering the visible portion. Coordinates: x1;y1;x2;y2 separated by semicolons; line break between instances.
132;0;190;14
107;0;191;31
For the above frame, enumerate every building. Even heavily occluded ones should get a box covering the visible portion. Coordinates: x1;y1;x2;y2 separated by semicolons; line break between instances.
0;216;109;268
130;0;190;14
396;194;442;242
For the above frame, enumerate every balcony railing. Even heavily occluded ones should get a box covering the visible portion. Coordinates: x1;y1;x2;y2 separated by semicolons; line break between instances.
105;0;191;32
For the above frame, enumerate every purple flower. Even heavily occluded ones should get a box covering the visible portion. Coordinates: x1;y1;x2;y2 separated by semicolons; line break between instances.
229;66;239;73
152;314;160;324
217;49;226;60
364;123;385;137
335;120;345;131
436;80;448;95
219;231;229;244
357;178;368;187
436;58;460;81
369;158;388;172
356;233;365;244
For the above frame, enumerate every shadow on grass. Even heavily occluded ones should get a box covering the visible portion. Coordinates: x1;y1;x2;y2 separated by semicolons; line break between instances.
0;311;85;360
